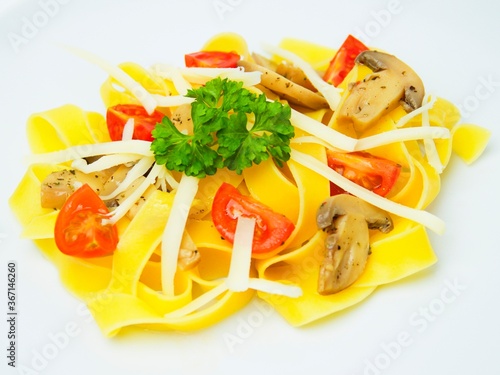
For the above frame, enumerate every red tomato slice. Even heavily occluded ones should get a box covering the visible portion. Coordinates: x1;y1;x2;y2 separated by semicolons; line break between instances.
327;150;401;197
212;183;295;254
54;184;118;258
106;104;165;142
323;34;368;87
185;51;240;68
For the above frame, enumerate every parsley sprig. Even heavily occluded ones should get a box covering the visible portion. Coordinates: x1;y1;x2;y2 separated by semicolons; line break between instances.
151;77;294;178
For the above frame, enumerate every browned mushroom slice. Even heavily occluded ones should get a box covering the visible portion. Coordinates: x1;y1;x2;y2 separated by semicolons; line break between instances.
177;231;201;271
275;61;316;92
338;50;425;132
316;194;393;295
40;167;117;209
238;60;329;110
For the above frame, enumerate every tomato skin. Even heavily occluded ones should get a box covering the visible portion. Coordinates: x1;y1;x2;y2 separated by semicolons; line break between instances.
323;35;368;87
185;51;240;68
54;184;118;258
327;150;401;197
106;104;165;142
212;183;295;254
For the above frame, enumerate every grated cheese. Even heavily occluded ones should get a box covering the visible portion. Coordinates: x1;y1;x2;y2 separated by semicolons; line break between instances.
121;118;135;141
291;109;357;151
225;216;255;292
290;149;446;234
354;126;450;151
106;162;162;225
71;153;142;173
150;63;192;96
420;95;444;173
99;156;155;201
163;282;228;319
161;174;200;297
248;278;302;298
25;140;153;165
395;95;437;128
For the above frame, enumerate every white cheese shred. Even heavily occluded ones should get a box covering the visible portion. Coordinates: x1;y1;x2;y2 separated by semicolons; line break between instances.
106;162;162;225
99;156;155;201
290;149;445;234
62;45;158;115
151;94;195;107
420;95;444;174
150;64;192;95
163;282;228;319
394;95;437;128
248;278;302;298
71;153;141;173
25;140;153;165
225;216;256;292
262;44;342;110
354;126;450;151
121;118;135;141
161;174;200;297
178;67;262;87
291;109;357;151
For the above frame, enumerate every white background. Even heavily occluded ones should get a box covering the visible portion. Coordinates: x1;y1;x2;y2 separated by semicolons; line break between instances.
1;1;499;374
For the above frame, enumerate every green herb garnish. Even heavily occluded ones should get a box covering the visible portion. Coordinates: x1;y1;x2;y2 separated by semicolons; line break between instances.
151;77;294;178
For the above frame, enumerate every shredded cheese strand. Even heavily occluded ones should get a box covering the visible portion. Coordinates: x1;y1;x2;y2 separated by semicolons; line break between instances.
161;174;200;297
25;140;153;165
226;216;255;292
62;45;157;114
290;149;445;234
354;126;450;151
151;94;194;107
71;153;141;173
163;282;228;319
150;64;192;95
178;67;262;87
262;43;342;110
291;109;357;151
106;162;162;225
99;156;155;201
420;95;444;173
248;278;302;298
394;95;437;128
121;118;135;141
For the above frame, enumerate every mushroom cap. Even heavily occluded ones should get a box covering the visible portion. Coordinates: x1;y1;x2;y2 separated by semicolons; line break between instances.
338;50;425;132
238;60;329;110
317;194;393;233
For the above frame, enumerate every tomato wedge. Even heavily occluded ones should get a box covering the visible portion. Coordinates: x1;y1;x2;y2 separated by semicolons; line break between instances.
54;184;118;258
106;104;165;142
323;34;368;87
327;150;401;197
212;183;295;254
185;51;240;68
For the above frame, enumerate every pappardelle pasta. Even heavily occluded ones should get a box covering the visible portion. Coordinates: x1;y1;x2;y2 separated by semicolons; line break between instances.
9;33;490;336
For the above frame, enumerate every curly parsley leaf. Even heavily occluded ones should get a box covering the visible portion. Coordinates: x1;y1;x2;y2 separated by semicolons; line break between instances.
151;116;222;178
151;77;294;177
217;95;294;173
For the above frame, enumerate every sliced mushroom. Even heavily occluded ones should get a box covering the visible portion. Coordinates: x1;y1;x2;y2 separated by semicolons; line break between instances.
338;50;425;132
238;60;329;110
316;194;393;295
40;167;117;209
177;231;201;271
